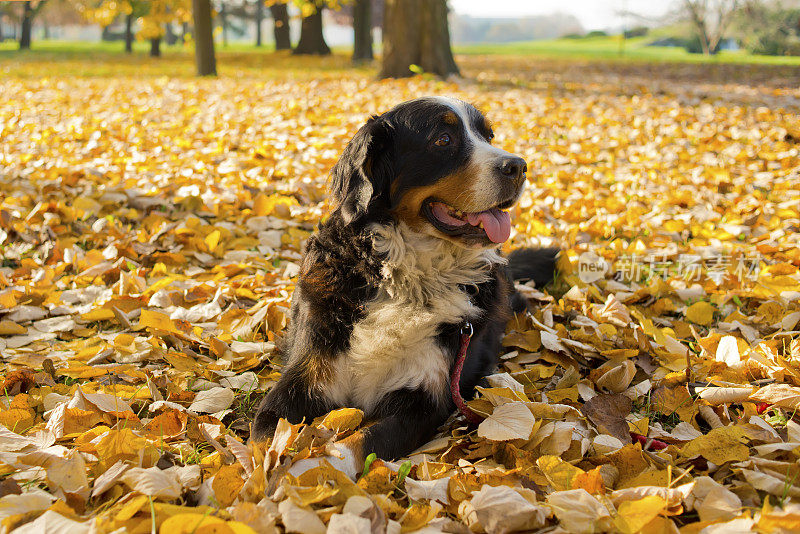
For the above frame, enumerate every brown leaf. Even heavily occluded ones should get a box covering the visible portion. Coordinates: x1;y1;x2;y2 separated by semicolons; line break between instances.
582;394;632;443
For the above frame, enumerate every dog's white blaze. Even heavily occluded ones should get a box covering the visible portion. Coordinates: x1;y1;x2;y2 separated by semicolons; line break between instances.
323;222;505;413
433;96;517;209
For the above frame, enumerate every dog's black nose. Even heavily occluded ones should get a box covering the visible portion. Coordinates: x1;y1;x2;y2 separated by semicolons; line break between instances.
499;157;527;179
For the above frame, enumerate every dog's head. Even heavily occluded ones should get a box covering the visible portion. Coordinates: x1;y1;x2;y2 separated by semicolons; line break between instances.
330;97;527;248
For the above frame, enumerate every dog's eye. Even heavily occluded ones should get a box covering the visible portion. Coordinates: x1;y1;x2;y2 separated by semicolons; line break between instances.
434;133;451;147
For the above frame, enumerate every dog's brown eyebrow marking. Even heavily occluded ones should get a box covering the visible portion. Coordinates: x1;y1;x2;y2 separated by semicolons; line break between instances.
443;111;458;125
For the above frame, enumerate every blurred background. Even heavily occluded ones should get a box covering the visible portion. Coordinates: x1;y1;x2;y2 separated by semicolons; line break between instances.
1;0;800;76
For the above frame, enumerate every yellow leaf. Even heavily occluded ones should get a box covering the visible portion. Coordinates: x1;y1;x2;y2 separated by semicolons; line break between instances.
73;196;102;217
602;445;652;487
205;229;221;252
536;455;582;491
357;462;395;495
680;426;750;465
252;193;270;216
159;513;257;534
96;429;149;468
652;386;697;423
295;460;365;506
546;386;579;403
253;193;297;217
502;330;541;351
0;320;26;335
614;495;667;534
81;308;116;321
619;469;671;489
114;333;136;352
285;483;340;507
139;309;180;334
400;502;441;532
0;408;35;433
212;465;245;507
115;495;150;522
62;407;105;436
684;301;715;326
143;409;187;439
316;407;364;433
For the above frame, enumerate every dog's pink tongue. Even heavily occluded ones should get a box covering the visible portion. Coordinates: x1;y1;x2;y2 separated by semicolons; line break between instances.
466;209;512;243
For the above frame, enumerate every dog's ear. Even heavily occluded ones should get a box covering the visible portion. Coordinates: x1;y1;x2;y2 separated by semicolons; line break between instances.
330;116;393;224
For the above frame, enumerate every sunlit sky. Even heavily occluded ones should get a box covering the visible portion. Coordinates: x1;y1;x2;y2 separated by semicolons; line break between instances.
449;0;676;31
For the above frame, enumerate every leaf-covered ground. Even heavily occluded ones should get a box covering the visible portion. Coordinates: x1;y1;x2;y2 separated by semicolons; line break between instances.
1;51;800;533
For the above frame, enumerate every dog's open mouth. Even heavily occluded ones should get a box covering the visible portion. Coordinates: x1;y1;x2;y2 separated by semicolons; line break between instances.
423;199;513;243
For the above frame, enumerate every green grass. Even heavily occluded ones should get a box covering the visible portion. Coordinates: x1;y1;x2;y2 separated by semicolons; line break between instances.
455;35;800;66
2;35;800;78
0;39;364;78
0;38;353;55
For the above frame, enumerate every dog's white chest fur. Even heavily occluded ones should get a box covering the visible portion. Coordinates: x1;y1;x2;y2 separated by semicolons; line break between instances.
324;223;504;413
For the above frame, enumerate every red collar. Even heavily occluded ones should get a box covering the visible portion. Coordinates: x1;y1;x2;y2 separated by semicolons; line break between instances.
450;322;484;424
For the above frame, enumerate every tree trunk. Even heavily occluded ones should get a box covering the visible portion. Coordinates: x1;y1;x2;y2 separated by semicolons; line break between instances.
270;3;291;50
220;2;228;47
380;0;458;78
293;7;330;55
419;0;458;75
124;13;134;53
19;1;33;50
192;0;217;76
165;22;178;45
255;0;263;47
182;22;189;43
101;24;112;41
43;20;49;40
352;0;373;62
150;37;161;57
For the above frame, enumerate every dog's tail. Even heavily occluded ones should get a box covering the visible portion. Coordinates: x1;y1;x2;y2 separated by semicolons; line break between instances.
507;247;559;288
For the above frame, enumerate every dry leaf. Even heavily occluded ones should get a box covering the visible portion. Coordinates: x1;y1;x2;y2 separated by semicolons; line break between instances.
468;484;548;534
477;402;535;441
546;489;612;534
582;394;632;443
685;301;715;326
681;426;750;465
188;387;235;414
614;495;666;534
279;499;327;534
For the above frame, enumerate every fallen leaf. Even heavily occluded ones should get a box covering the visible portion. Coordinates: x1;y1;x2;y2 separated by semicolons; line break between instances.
478;402;535;441
468;484;548;534
614;495;666;534
546;489;612;534
188;387;235;414
685;301;715;326
582;394;632;443
681;426;750;465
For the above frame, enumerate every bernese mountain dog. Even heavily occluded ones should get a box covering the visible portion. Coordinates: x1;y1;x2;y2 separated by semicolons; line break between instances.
251;96;557;476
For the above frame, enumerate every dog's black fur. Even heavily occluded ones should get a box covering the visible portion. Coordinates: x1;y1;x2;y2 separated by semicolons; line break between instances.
251;97;556;464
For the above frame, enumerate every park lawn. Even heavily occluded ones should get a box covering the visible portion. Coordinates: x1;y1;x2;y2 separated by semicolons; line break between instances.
0;49;799;532
456;35;800;65
5;34;800;69
0;39;363;78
